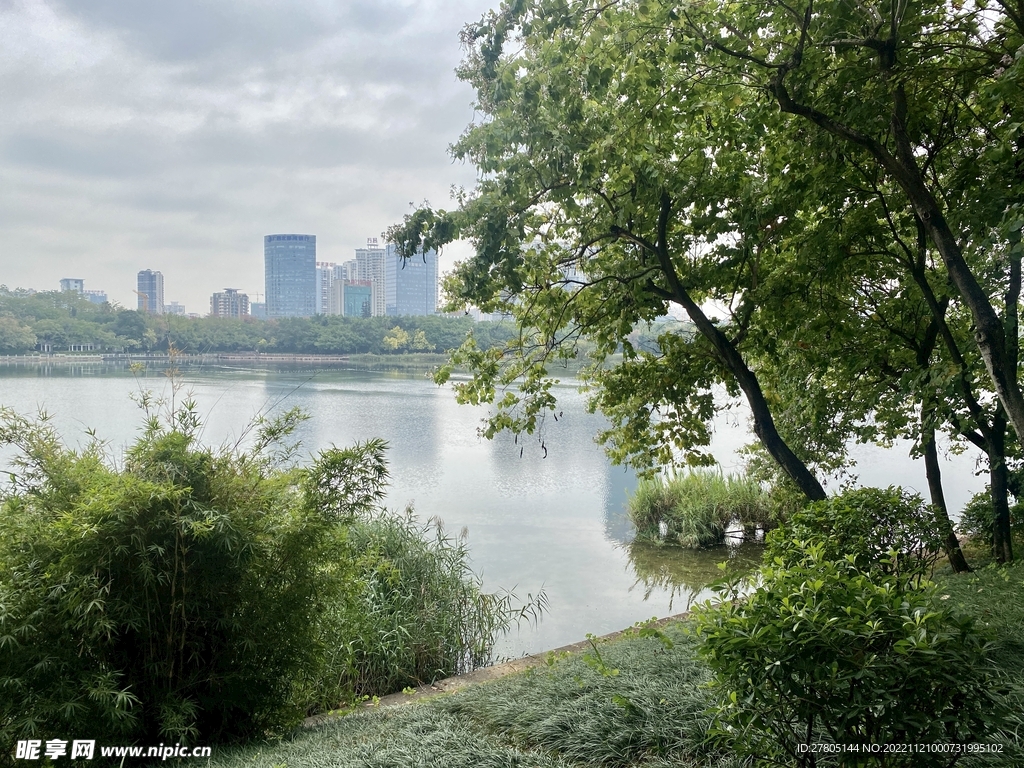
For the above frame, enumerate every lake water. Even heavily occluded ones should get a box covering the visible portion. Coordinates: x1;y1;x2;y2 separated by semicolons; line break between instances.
0;360;987;658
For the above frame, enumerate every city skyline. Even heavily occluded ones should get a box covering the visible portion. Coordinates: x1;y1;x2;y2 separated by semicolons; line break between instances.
261;234;438;319
40;227;439;318
0;1;488;312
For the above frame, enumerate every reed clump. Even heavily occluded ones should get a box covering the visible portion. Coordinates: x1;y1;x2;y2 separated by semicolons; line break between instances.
627;470;776;548
339;510;540;698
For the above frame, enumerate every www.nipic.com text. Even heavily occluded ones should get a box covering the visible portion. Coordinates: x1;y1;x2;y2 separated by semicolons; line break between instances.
15;740;212;761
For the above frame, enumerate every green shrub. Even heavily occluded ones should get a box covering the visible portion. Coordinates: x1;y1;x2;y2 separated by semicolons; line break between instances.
695;546;1003;767
627;471;775;548
0;400;523;746
764;486;944;584
957;489;1024;549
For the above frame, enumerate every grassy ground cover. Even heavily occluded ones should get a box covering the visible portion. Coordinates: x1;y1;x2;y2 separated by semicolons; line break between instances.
939;559;1024;765
201;623;736;768
200;558;1024;768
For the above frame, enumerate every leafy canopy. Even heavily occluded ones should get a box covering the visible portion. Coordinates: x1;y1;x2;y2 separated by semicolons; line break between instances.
388;0;1024;494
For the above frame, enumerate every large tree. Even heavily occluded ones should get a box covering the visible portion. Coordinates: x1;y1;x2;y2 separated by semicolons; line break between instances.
389;0;1022;518
394;1;837;500
676;0;1024;441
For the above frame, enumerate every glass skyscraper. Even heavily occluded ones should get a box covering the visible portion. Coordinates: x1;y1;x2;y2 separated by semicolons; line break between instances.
385;244;437;316
328;280;373;317
265;234;316;318
137;270;164;314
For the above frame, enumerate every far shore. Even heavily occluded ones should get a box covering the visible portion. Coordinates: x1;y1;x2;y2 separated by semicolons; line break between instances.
0;350;607;375
0;351;450;366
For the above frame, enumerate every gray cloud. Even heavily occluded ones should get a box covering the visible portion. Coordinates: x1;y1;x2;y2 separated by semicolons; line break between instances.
0;0;492;310
49;0;423;65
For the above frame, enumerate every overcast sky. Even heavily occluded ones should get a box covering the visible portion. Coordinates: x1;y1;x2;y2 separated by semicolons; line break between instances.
0;0;494;312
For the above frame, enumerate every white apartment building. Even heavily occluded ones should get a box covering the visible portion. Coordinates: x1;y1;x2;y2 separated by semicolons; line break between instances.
315;261;336;315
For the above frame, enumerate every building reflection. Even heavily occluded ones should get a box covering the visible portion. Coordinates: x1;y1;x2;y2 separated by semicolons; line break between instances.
602;466;637;544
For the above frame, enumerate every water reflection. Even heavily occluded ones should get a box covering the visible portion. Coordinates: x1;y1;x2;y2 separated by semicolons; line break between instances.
603;466;638;544
624;540;765;612
290;373;445;497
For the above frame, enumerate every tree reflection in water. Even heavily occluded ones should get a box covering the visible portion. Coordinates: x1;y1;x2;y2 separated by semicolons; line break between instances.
624;539;764;612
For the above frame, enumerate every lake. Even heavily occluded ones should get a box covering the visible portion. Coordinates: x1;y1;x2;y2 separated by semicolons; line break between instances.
0;359;987;658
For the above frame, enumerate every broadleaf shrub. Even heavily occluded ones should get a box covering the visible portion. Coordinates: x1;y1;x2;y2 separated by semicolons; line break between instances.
957;488;1024;549
764;486;943;584
695;546;1003;767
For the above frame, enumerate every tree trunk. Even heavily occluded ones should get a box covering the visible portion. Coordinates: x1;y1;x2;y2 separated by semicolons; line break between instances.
906;190;1024;443
990;411;1014;564
993;245;1020;564
649;193;827;502
922;423;971;572
675;286;827;501
915;313;971;573
769;78;1024;445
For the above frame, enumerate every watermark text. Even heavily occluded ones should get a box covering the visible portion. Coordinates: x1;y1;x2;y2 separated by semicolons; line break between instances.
15;740;211;761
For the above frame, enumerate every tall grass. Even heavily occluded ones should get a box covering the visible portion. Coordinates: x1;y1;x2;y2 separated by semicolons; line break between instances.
337;510;541;697
628;470;775;548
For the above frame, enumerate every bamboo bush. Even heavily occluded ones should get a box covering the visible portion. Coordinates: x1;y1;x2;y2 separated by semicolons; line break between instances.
0;396;528;745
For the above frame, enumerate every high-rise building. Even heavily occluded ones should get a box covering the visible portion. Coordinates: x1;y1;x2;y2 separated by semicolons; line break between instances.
265;234;316;317
250;302;266;319
137;270;165;314
328;279;374;317
328;280;342;316
355;238;387;317
84;290;107;305
315;261;336;315
385;244;437;316
337;259;358;282
210;288;250;318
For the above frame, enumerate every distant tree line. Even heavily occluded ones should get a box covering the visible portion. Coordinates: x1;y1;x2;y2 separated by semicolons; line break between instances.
0;288;515;355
